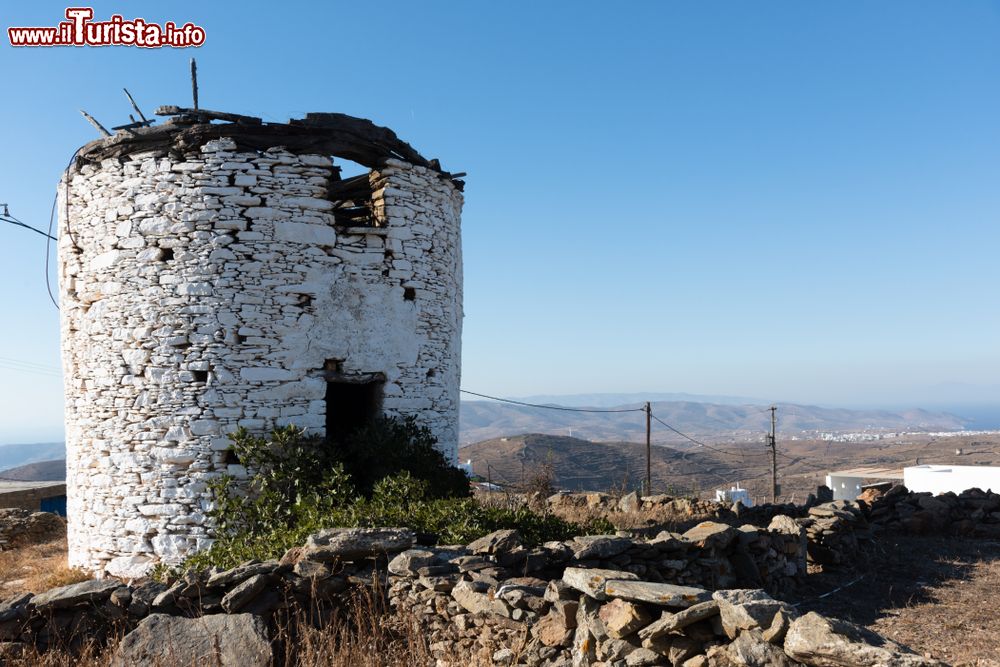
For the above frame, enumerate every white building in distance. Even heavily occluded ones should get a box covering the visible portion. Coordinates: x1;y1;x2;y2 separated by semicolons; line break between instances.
826;464;1000;501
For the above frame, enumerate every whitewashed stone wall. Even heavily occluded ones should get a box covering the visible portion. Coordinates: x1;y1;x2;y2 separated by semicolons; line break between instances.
58;139;463;577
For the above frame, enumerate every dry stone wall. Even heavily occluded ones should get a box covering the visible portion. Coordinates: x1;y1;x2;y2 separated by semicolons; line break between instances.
0;525;942;667
58;138;463;577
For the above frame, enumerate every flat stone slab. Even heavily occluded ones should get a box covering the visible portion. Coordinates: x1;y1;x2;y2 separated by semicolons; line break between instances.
603;580;712;607
221;573;274;613
638;600;719;640
571;535;633;560
112;613;271;667
302;527;414;561
30;579;120;611
206;562;280;589
562;568;639;601
681;521;738;550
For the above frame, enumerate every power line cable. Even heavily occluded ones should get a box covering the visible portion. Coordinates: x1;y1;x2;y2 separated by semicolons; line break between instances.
0;361;61;378
0;214;56;241
460;389;646;414
0;356;60;372
649;412;762;459
44;184;60;309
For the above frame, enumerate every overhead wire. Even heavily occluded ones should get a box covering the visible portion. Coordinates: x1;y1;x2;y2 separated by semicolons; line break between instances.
0;359;62;378
649;412;764;460
1;149;83;311
0;214;56;241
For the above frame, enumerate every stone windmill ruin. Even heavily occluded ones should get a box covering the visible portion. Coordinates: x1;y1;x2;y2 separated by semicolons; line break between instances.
58;82;464;577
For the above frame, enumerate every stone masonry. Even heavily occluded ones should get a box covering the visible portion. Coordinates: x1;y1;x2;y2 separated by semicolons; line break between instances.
57;115;464;577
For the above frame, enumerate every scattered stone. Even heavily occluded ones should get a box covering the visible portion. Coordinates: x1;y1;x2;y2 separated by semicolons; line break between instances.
638;600;719;640
598;599;652;639
467;529;521;555
388;549;436;576
492;647;515;665
713;589;792;639
624;647;662;666
221;573;273;613
682;522;738;550
724;628;798;666
784;612;947;666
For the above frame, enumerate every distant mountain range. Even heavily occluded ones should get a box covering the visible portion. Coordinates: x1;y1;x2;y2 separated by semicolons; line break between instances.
513;392;765;408
459;396;967;445
0;458;65;482
0;442;65;473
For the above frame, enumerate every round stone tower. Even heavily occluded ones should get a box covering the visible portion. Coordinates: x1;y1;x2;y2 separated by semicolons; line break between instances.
58;110;464;577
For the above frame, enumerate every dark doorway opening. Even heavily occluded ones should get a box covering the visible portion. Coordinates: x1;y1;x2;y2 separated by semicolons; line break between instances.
325;376;384;441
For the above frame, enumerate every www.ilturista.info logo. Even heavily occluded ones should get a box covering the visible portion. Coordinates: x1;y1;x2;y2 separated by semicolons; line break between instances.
8;7;205;48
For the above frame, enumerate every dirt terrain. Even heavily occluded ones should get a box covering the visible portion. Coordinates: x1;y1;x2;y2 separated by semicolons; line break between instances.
795;535;1000;666
463;432;1000;503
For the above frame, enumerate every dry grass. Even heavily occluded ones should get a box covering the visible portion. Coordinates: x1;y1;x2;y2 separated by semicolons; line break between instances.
545;500;719;534
0;537;90;598
796;535;1000;666
1;570;506;667
5;639;117;667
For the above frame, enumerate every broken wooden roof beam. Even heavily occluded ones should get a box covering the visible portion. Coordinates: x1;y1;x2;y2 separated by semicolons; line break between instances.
74;106;464;189
154;105;263;125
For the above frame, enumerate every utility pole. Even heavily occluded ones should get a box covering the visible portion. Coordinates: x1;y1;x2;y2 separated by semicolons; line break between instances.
768;406;778;503
644;402;652;496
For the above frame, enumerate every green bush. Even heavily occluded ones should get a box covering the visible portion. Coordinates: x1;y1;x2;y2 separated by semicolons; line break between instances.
172;420;612;574
334;417;471;499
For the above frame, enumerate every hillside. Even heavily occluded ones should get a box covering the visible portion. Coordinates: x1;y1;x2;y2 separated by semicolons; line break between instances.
0;443;65;472
0;458;65;482
460;433;760;494
459;399;966;445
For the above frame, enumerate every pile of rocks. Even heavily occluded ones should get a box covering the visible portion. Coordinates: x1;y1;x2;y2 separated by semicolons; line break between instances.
862;485;1000;537
387;519;807;603
798;502;872;568
388;541;943;666
0;510;64;550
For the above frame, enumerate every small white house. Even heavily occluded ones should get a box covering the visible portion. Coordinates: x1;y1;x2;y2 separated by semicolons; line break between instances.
715;485;753;507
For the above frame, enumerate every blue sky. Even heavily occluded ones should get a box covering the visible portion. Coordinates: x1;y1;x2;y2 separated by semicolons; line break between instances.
1;1;999;443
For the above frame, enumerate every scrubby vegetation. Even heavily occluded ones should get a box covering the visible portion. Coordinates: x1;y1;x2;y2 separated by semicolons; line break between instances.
178;418;611;572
